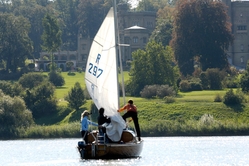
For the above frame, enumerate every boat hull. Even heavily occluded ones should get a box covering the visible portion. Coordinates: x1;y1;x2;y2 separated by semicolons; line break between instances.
77;130;143;159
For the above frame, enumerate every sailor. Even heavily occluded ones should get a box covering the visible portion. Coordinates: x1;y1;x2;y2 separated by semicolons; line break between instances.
80;110;99;144
118;99;141;141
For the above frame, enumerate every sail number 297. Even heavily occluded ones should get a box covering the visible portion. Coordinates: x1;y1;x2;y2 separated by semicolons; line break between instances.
88;63;103;78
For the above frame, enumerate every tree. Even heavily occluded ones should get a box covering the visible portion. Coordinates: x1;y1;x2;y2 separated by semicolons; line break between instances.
77;0;111;38
240;61;249;93
0;13;33;73
54;0;80;51
65;82;85;110
127;41;178;96
48;71;65;87
170;0;233;76
41;13;62;71
0;90;34;138
23;81;57;118
150;5;174;46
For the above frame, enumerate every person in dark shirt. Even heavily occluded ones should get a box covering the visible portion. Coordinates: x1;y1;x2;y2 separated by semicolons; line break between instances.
98;107;111;136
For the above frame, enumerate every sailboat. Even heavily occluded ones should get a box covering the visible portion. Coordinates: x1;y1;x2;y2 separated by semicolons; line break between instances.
77;1;143;159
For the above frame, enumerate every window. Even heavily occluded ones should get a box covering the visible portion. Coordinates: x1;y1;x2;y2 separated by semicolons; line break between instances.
241;56;244;63
133;37;138;43
241;44;244;51
143;37;147;44
82;44;86;50
237;25;247;30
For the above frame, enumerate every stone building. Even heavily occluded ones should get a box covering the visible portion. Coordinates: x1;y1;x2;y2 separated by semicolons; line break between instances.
223;0;249;69
37;4;156;71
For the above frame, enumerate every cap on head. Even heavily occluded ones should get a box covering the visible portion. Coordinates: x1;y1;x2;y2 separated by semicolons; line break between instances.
82;110;90;117
128;99;133;104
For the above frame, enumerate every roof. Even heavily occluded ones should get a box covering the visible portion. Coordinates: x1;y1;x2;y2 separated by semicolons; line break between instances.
125;25;146;30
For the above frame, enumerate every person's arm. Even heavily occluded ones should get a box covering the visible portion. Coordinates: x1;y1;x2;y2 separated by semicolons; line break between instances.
118;104;127;112
88;120;98;127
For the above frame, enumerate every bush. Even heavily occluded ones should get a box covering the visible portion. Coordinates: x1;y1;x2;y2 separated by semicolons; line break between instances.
65;82;85;110
140;84;175;98
140;85;158;98
214;94;222;102
163;96;175;103
0;81;23;97
223;89;244;105
48;71;65;87
18;73;48;89
179;80;191;92
0;91;34;139
23;81;57;118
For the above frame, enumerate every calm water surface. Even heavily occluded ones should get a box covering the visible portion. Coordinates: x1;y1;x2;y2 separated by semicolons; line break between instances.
1;136;249;166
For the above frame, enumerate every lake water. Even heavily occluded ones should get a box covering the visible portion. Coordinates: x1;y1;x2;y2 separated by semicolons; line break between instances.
1;136;249;166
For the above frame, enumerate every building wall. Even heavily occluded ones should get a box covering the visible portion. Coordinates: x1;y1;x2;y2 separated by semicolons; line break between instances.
223;0;249;68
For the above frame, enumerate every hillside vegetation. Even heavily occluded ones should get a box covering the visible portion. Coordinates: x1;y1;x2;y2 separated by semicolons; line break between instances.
26;72;249;138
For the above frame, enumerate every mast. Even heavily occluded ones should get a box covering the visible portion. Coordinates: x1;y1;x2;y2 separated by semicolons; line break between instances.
113;0;126;107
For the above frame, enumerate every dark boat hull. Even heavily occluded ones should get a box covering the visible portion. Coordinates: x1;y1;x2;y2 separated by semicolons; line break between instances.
77;130;143;159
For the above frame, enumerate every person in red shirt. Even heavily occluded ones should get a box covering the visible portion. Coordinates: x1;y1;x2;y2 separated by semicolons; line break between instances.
118;99;141;141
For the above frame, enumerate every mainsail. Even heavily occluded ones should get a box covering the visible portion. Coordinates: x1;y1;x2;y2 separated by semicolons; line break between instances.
85;8;126;141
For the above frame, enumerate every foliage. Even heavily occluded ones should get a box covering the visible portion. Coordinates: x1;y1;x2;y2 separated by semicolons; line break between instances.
18;72;48;89
205;68;226;90
0;91;34;139
127;41;178;96
23;81;57;118
150;5;174;46
48;71;65;87
0;81;23;97
140;84;176;98
170;0;233;76
0;13;33;73
41;13;62;71
65;82;85;110
77;0;112;39
66;61;74;71
223;89;244;105
214;94;223;102
240;61;249;93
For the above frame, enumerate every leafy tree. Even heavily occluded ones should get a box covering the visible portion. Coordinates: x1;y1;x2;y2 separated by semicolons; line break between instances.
48;71;65;87
65;82;85;110
41;13;62;71
23;81;57;118
127;41;178;96
0;13;33;73
170;0;233;76
54;0;80;51
0;81;23;97
18;73;48;89
77;0;111;38
240;61;249;93
0;90;34;138
150;5;174;46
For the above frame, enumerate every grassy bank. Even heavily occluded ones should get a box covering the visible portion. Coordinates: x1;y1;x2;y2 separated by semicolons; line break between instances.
23;72;249;138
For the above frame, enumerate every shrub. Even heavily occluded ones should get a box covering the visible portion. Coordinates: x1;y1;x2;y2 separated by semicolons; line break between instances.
163;96;175;103
0;81;23;97
23;81;57;118
48;71;65;87
214;94;222;102
206;68;225;90
140;85;158;98
140;84;175;98
179;80;191;92
223;89;244;105
18;73;48;89
0;91;34;139
65;82;86;110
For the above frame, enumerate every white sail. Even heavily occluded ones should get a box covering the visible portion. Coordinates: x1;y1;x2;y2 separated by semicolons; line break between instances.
85;8;126;141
